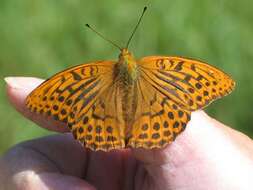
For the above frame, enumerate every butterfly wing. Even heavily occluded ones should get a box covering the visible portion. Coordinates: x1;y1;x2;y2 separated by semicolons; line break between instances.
126;56;235;148
26;61;125;151
67;75;125;151
127;77;191;148
138;56;235;111
26;56;235;150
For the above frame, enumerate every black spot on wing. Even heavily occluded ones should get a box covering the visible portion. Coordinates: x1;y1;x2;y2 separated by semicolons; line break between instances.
71;71;82;81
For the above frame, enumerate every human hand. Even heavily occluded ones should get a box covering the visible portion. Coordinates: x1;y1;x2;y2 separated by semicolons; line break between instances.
1;77;253;190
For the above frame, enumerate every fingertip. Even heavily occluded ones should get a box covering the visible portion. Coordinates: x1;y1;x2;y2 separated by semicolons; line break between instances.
5;77;44;90
5;77;44;112
5;76;69;133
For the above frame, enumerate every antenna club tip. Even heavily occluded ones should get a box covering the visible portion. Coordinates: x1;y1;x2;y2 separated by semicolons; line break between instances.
144;6;147;11
85;24;90;27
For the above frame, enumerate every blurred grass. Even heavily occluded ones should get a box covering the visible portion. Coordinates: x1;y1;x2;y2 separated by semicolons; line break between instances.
0;0;252;154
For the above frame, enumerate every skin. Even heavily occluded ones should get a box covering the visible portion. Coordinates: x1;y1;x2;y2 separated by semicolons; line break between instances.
0;77;253;190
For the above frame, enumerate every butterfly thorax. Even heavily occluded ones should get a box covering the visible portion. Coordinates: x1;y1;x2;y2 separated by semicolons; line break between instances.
116;48;138;82
115;48;139;131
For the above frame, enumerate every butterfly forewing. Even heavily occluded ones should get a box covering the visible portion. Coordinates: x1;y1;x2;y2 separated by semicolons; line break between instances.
138;56;235;111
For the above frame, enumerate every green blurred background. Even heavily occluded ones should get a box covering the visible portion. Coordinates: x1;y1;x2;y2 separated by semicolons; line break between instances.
0;0;252;154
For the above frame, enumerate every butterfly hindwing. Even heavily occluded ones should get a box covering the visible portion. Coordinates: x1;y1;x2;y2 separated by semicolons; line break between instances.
126;76;191;148
68;77;125;151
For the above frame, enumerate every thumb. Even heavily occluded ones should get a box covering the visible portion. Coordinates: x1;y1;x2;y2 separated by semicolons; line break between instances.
132;111;210;164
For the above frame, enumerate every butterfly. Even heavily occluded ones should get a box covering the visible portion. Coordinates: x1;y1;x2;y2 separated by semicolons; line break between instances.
25;7;235;151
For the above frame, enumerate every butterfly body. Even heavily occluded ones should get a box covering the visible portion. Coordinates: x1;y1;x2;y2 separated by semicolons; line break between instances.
26;48;235;151
114;48;139;137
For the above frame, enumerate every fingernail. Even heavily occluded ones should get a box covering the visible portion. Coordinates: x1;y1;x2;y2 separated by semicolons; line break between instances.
4;77;43;90
4;77;24;89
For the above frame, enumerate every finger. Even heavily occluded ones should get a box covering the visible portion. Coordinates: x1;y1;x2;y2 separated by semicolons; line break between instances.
12;172;95;190
0;133;136;190
132;111;253;189
5;77;69;132
0;134;96;190
85;149;137;190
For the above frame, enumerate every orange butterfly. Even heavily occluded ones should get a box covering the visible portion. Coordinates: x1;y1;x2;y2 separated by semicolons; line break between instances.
26;7;235;151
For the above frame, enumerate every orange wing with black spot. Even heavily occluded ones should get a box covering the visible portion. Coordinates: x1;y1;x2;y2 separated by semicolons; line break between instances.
138;56;235;111
26;61;125;151
127;76;191;148
126;56;235;148
26;56;235;151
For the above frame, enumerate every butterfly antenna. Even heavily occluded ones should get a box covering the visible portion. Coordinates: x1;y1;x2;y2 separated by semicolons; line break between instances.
126;6;147;49
85;24;122;50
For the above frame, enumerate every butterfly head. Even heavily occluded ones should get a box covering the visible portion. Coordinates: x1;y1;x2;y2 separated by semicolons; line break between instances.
119;48;133;60
86;7;147;82
119;48;135;65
